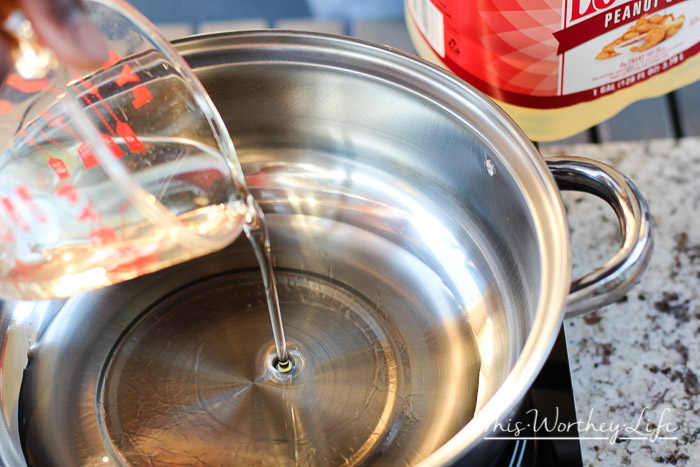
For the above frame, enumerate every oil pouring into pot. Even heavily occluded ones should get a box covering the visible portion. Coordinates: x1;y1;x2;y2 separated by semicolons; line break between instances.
0;0;295;429
0;32;652;467
0;0;301;458
0;5;295;375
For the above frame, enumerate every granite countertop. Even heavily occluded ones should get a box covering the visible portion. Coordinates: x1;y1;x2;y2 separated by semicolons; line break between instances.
540;138;700;467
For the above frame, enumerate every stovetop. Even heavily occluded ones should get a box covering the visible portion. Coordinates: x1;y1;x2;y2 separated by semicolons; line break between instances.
456;326;584;467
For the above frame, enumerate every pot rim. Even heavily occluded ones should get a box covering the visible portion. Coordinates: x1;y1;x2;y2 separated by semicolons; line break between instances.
174;30;573;464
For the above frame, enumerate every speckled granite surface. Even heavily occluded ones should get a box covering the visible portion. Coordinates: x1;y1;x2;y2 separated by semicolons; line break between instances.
540;139;700;467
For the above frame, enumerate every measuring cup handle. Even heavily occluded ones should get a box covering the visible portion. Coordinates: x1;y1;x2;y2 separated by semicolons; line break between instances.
545;156;653;318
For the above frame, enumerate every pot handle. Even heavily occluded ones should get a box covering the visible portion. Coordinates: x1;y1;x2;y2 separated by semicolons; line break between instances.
545;156;653;318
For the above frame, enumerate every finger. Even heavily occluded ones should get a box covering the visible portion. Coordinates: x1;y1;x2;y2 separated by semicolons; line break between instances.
0;33;12;84
18;0;108;71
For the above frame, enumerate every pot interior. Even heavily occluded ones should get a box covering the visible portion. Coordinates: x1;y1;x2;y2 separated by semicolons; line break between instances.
13;32;564;466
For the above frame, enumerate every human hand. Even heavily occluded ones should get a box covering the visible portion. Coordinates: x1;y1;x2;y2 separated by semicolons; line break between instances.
0;0;108;81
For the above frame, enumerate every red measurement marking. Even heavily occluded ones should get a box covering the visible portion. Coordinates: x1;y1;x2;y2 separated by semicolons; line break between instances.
19;132;68;179
10;259;42;278
1;198;29;232
77;79;100;96
110;253;159;274
48;157;70;179
16;185;46;222
102;50;121;70
0;100;12;114
0;219;12;241
6;74;49;93
115;64;140;87
101;133;124;158
56;184;80;204
44;113;80;140
180;169;223;191
35;123;72;159
78;202;101;222
116;121;144;152
68;62;136;149
131;85;153;109
77;142;98;169
19;131;37;146
47;115;63;127
16;186;32;201
79;82;122;136
90;226;117;243
74;86;116;137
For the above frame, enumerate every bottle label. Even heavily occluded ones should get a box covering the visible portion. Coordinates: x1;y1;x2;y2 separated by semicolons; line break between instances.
406;0;700;108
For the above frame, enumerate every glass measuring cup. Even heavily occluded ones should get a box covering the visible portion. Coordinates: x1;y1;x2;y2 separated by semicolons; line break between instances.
0;0;252;300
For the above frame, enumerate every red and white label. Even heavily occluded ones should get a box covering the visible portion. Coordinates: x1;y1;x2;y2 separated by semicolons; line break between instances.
407;0;445;57
407;0;700;108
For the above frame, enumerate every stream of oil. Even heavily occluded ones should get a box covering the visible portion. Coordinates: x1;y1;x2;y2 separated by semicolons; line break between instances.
242;200;292;371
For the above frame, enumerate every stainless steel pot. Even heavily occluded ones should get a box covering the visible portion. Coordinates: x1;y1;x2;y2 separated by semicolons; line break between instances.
0;31;652;466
